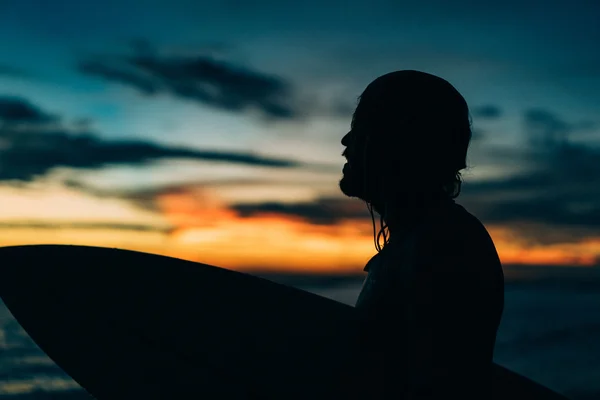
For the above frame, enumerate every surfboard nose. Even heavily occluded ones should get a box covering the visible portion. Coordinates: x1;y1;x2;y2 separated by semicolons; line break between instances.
0;245;68;334
0;244;102;314
0;244;58;289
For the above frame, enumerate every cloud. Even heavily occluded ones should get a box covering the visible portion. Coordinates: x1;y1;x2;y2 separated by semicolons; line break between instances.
0;96;59;125
471;105;502;119
523;108;571;148
230;197;370;225
78;43;298;121
62;178;328;218
62;107;595;247
79;60;160;95
0;98;329;183
0;221;170;233
523;108;597;149
462;110;600;244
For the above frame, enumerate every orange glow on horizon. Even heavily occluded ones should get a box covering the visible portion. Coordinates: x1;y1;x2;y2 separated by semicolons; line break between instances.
487;226;600;267
0;185;598;273
0;218;598;274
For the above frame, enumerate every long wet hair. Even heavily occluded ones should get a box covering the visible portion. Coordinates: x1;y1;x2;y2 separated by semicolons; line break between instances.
354;71;473;252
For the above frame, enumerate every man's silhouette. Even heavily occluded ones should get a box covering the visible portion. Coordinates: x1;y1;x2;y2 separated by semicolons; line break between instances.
340;70;504;399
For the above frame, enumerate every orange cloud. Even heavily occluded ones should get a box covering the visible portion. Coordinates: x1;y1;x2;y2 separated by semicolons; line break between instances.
0;183;598;274
487;226;600;266
157;187;238;229
155;188;600;271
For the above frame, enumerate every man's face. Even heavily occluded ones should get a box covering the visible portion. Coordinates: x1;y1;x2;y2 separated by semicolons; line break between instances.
339;124;369;200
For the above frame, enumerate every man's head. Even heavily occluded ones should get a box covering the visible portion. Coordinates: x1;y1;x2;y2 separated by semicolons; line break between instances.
339;70;472;213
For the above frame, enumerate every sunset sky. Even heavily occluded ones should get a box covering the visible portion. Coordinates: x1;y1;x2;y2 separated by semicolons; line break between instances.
0;0;599;272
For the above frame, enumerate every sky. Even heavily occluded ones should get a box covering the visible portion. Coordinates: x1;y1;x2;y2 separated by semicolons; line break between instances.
0;0;599;272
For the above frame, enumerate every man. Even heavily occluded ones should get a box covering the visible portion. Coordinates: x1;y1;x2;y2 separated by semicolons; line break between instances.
339;70;504;399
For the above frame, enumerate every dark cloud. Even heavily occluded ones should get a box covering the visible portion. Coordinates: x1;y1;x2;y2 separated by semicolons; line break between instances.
0;98;328;183
73;174;360;224
60;179;163;212
462;110;600;244
0;96;59;125
230;197;370;225
0;221;171;233
64;178;340;216
524;108;570;148
78;43;298;120
523;108;596;149
79;60;160;95
472;105;502;119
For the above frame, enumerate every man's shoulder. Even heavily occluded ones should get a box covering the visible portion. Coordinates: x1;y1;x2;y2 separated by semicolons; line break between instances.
416;203;502;276
424;203;495;248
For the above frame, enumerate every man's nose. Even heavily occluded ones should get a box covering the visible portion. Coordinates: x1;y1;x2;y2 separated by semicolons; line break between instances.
341;131;350;146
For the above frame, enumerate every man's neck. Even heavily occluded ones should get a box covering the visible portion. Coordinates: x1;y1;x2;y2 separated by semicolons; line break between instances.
379;195;454;243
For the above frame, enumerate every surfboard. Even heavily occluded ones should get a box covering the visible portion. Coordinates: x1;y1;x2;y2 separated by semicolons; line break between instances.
0;245;568;399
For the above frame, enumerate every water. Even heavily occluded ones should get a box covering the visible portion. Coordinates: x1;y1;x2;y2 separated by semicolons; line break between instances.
0;266;599;399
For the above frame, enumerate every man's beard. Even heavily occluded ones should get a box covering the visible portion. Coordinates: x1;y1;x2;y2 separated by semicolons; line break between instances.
339;167;367;201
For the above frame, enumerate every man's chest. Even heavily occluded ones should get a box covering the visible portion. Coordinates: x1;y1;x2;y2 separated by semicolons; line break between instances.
354;237;420;312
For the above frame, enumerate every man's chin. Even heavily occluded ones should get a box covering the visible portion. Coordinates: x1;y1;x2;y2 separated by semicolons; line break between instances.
339;176;364;199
